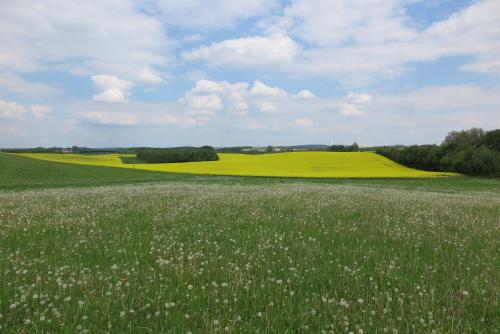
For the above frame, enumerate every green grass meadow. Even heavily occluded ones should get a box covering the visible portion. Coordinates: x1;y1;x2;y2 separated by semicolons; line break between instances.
0;153;499;333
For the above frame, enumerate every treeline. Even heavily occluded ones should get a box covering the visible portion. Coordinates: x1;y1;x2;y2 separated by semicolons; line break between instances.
328;142;359;152
377;128;500;176
0;146;134;154
1;147;64;153
136;146;219;163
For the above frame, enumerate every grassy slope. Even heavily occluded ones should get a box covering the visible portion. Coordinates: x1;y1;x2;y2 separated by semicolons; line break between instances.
0;153;192;190
1;153;500;193
18;152;456;178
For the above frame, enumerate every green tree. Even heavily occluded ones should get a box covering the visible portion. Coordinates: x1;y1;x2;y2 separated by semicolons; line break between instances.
442;128;486;151
486;129;500;152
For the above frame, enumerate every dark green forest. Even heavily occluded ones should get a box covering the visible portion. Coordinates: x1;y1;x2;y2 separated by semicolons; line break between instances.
136;146;219;163
377;128;500;176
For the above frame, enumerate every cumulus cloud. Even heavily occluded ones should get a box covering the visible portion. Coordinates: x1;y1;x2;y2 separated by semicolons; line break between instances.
346;92;373;104
184;35;300;69
135;67;163;86
259;101;279;113
180;79;251;117
294;90;315;99
251;81;287;97
186;0;500;83
91;75;133;103
338;102;365;117
0;100;26;120
335;92;373;117
181;94;223;116
152;0;279;29
0;0;170;81
179;79;315;117
0;100;50;120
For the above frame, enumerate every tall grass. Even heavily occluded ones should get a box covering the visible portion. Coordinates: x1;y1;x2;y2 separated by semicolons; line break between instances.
1;182;498;333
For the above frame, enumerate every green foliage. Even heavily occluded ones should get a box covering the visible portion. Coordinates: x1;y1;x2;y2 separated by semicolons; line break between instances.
377;128;500;176
0;147;64;153
328;142;359;152
486;129;500;152
136;146;219;163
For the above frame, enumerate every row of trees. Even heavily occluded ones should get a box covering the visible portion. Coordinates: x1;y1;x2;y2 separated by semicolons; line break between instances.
377;128;500;176
136;146;219;163
1;147;64;153
328;143;359;152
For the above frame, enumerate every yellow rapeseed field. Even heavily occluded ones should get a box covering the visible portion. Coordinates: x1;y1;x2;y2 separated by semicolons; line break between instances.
19;152;456;178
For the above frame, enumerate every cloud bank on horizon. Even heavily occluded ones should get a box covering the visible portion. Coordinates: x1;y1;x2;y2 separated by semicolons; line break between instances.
0;0;499;147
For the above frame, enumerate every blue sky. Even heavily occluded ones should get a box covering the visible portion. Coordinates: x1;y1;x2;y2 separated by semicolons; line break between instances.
0;0;499;148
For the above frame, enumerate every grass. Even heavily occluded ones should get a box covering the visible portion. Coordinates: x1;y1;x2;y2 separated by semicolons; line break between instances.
18;152;457;178
0;153;499;332
1;182;499;333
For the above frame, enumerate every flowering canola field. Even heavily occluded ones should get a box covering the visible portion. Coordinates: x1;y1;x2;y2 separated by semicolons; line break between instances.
19;152;455;178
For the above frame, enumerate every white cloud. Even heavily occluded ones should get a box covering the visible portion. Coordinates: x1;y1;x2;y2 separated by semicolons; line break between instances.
75;101;208;128
81;111;139;126
338;102;365;117
246;122;270;131
0;0;170;80
152;0;279;29
182;94;222;116
136;67;163;85
182;34;204;43
0;71;61;98
191;79;227;94
294;90;315;99
251;81;287;97
259;101;279;113
0;100;26;120
373;85;500;112
291;118;314;126
181;79;251;117
460;61;500;75
179;79;317;117
227;92;249;117
91;75;133;103
184;35;300;69
0;100;53;120
187;0;500;82
346;92;373;104
31;105;51;119
335;92;373;117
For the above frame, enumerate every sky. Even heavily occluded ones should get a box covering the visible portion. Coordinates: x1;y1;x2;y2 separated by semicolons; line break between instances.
0;0;499;148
